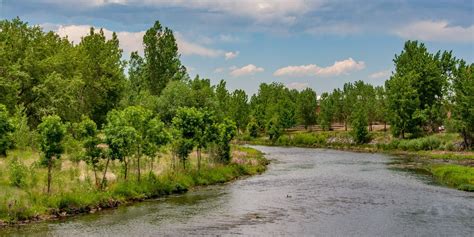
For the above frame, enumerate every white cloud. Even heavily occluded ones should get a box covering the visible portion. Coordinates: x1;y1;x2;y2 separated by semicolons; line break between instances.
286;82;309;90
45;24;225;57
213;67;226;73
394;20;474;43
230;64;264;77
369;70;391;79
63;0;320;24
174;32;223;57
306;23;361;36
274;58;365;77
225;51;239;60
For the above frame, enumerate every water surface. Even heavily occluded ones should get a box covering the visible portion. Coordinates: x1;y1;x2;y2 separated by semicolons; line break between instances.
2;146;473;236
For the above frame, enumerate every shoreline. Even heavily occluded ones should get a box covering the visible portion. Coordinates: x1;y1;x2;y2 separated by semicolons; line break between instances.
0;146;270;228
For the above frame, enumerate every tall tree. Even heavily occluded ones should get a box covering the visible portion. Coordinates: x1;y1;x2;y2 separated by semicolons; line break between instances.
297;88;318;130
450;61;474;148
143;21;186;96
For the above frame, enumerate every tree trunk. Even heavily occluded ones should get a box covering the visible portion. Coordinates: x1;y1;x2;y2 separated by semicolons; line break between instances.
124;158;128;181
101;157;110;190
197;148;201;173
47;158;53;194
344;120;348;131
93;166;98;187
384;122;387;132
137;155;141;182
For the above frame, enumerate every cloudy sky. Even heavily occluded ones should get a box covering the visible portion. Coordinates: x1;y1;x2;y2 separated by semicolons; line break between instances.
2;0;474;95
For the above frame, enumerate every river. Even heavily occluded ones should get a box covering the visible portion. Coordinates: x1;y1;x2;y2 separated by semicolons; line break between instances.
2;146;473;236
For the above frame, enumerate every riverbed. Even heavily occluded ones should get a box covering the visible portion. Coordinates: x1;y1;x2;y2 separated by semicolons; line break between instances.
2;146;473;236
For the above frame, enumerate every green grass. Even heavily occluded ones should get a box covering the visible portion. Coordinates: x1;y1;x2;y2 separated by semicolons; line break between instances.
0;146;268;224
430;165;474;191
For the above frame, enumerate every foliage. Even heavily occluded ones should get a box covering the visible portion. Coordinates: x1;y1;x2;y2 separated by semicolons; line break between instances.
266;117;282;142
296;88;318;129
0;104;14;156
37;115;66;193
246;117;259;138
8;157;28;187
449;61;473;149
143;20;186;96
350;107;370;144
216;119;237;164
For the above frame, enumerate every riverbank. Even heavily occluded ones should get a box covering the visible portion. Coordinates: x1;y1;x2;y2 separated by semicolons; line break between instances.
237;131;473;191
0;146;269;226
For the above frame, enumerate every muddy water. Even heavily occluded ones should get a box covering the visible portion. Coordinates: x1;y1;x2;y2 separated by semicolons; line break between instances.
2;146;473;236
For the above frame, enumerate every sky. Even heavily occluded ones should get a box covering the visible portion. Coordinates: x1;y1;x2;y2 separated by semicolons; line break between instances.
2;0;474;95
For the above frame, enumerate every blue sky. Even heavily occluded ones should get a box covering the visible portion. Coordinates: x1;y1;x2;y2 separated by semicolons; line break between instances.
2;0;473;95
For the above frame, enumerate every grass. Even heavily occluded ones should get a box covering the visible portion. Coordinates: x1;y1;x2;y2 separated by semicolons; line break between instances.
0;145;268;224
429;165;474;191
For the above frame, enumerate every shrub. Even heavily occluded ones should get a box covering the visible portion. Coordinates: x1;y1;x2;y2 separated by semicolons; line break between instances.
8;157;28;188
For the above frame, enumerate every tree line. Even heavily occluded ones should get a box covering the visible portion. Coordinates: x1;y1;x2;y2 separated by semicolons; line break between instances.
0;17;473;192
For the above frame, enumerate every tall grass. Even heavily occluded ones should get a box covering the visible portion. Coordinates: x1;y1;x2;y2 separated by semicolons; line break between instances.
0;146;267;224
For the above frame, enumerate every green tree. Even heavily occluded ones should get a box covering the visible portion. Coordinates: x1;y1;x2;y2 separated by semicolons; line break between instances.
216;119;237;164
77;116;102;186
267;117;282;142
156;80;193;123
350;106;370;144
37;115;66;193
229;89;250;133
450;61;474;148
172;107;201;169
246;117;259;138
76;28;126;126
318;92;333;131
104;110;138;180
391;40;447;133
297;88;318;130
385;72;422;138
0;104;14;156
143;20;186;96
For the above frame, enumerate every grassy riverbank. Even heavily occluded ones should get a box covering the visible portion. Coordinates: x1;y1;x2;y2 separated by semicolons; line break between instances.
238;131;474;191
0;146;268;225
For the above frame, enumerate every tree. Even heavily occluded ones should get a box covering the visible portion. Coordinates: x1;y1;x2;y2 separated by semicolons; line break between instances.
76;116;102;186
385;72;421;138
172;107;202;169
76;28;126;126
450;61;474;148
143;20;186;96
216;119;237;164
104;110;138;180
229;89;250;133
156;80;193;124
267;117;282;142
297;88;318;130
143;117;170;171
0;104;14;156
247;117;259;138
391;40;447;133
350;106;370;144
194;111;218;172
318;92;334;131
37;115;66;193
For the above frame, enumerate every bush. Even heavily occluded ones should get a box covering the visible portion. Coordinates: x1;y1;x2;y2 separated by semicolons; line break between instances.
350;108;370;144
0;104;15;156
8;157;28;188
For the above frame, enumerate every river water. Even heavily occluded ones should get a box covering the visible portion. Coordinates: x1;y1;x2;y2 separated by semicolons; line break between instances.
2;146;473;236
